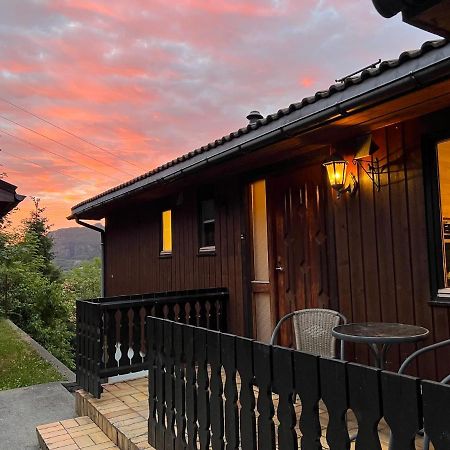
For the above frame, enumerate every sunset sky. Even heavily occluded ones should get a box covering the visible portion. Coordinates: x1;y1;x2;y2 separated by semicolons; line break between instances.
0;0;434;229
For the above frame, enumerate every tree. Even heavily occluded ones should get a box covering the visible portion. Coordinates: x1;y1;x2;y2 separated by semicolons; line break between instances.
63;257;101;307
0;201;102;370
21;197;61;282
0;202;73;368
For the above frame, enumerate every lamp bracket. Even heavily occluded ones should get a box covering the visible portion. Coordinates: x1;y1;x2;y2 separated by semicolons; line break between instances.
353;156;381;191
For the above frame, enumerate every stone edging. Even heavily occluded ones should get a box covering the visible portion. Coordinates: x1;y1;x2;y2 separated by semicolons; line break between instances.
6;319;76;382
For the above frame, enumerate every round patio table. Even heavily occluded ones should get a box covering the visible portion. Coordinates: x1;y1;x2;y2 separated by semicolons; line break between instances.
332;322;429;369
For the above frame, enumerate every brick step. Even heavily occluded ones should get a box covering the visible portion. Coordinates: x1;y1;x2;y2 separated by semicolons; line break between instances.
75;378;153;450
36;416;119;450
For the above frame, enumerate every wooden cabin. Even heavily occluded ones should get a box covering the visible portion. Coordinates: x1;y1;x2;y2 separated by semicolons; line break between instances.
70;39;450;380
0;180;24;219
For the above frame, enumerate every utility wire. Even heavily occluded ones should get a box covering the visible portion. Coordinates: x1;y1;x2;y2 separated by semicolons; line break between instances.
0;96;144;170
0;146;100;187
0;128;123;183
0;114;136;177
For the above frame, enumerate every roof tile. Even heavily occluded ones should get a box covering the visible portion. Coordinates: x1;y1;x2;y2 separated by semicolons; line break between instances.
72;39;448;212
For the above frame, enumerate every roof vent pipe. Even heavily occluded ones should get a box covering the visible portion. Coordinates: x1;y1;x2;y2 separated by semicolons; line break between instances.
246;110;263;124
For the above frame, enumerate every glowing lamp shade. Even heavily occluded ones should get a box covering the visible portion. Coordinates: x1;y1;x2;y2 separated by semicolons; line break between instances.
323;153;348;191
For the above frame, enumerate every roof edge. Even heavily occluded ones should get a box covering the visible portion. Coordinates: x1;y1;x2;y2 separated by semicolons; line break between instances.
71;40;450;220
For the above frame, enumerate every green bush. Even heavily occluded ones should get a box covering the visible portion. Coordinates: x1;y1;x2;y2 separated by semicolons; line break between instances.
0;200;100;370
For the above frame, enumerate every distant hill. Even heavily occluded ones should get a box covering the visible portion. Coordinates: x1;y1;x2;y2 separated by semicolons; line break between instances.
50;224;102;271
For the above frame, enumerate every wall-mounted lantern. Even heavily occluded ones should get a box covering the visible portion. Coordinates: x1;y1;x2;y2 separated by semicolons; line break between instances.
323;153;358;198
353;134;381;191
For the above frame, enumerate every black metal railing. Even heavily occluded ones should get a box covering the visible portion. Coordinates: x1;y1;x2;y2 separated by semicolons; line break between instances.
147;317;450;450
76;288;228;397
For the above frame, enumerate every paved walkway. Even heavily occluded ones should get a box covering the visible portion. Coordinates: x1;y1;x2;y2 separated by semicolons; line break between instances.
0;382;75;450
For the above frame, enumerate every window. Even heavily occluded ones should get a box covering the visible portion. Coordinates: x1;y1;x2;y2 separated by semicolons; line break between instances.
437;140;450;292
161;209;172;254
199;198;215;251
424;137;450;300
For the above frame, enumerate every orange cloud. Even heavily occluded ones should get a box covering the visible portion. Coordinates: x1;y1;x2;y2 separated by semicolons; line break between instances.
0;0;433;230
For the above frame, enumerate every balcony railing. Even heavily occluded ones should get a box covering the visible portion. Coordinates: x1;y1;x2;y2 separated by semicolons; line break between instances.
76;288;228;397
147;316;450;450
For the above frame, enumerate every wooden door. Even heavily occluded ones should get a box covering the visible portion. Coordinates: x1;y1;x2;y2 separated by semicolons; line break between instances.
268;165;335;346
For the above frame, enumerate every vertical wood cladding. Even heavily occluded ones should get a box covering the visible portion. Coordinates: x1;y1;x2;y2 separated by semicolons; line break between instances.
103;113;450;380
332;119;450;379
104;180;246;337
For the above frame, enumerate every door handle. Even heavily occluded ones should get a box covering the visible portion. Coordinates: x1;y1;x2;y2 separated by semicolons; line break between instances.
275;265;284;272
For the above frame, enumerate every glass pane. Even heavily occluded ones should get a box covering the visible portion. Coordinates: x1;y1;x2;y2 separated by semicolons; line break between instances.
251;180;269;281
200;199;215;248
161;209;172;253
438;139;450;287
204;221;215;247
201;199;215;222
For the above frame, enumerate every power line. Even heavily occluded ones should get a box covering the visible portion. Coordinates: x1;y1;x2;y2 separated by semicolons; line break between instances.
0;128;123;183
0;114;136;177
0;146;100;187
0;96;144;170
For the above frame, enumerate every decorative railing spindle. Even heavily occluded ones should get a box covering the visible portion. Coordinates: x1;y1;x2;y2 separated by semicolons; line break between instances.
272;347;297;450
76;288;228;398
147;317;450;450
208;330;224;450
173;322;187;450
237;338;256;450
184;324;198;450
196;328;211;449
294;352;322;450
253;342;275;450
221;333;239;450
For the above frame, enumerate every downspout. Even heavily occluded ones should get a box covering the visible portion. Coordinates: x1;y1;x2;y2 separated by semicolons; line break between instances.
76;219;105;297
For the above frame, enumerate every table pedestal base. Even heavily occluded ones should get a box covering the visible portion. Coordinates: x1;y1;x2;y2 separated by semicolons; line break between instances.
369;343;391;369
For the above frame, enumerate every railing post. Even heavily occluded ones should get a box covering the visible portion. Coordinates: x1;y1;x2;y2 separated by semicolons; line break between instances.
76;300;103;398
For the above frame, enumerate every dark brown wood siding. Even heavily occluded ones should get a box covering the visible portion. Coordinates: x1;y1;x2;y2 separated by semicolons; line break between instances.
330;118;450;379
104;179;247;337
103;111;450;380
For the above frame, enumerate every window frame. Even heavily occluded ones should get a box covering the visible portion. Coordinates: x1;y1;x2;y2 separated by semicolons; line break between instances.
198;196;216;254
423;133;450;304
160;208;173;257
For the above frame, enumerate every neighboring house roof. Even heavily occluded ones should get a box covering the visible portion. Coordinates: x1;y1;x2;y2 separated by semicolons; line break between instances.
372;0;442;18
70;39;450;219
0;179;25;219
371;0;450;38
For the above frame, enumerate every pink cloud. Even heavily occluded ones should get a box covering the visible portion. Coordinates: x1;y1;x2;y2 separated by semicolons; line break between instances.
0;0;434;228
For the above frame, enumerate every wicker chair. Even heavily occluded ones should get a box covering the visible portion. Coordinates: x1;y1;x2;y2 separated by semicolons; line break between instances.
270;308;347;359
388;338;450;450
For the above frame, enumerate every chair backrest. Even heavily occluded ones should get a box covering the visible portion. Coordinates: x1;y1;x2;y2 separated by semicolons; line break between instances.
270;308;346;358
291;309;345;358
391;338;450;450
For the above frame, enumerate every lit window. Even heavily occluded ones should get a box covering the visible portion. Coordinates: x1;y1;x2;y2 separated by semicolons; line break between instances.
438;140;450;289
161;209;172;254
425;138;450;300
199;198;215;251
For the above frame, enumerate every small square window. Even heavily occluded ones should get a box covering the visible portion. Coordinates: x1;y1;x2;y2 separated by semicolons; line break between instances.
199;198;215;251
161;209;172;254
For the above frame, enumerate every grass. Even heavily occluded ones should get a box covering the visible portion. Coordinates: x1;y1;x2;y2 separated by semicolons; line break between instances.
0;318;64;391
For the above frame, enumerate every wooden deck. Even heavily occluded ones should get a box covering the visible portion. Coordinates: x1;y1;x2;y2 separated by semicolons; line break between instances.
73;376;431;450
